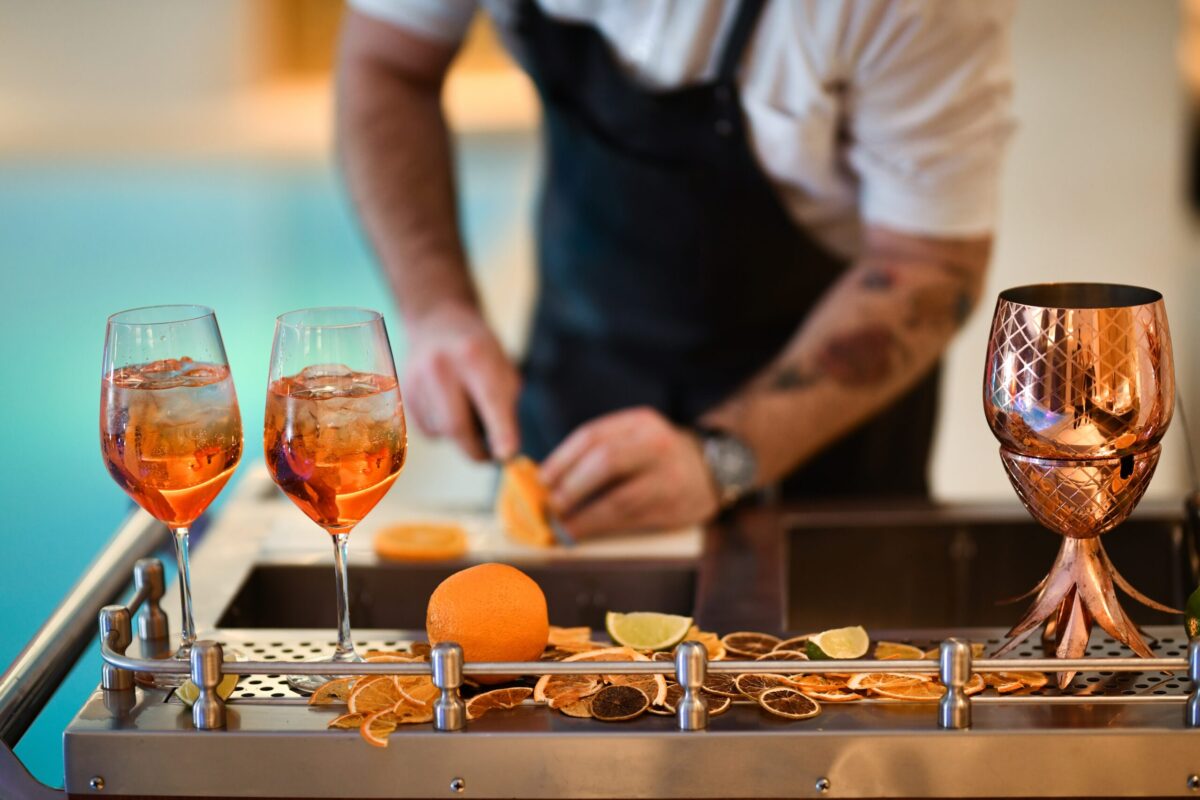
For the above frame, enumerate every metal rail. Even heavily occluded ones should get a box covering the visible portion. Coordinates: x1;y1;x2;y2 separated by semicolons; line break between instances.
98;603;1200;735
0;509;165;748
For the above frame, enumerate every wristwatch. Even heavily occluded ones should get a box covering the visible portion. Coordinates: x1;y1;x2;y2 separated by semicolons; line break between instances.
695;427;758;508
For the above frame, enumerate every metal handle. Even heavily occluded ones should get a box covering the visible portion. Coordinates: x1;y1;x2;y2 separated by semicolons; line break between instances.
674;641;708;731
0;509;164;748
431;642;466;732
938;638;972;730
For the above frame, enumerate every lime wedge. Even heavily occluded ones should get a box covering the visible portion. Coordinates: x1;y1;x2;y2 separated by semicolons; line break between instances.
1186;585;1200;640
805;626;870;660
605;611;693;651
175;672;240;706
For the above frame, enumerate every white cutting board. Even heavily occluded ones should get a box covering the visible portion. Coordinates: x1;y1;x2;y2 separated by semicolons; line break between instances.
259;504;703;561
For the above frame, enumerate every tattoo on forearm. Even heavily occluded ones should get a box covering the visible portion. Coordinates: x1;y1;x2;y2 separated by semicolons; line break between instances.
770;365;819;390
816;324;905;386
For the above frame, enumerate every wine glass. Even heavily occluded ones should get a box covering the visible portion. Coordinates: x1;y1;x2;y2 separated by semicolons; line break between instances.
263;308;407;693
100;305;243;687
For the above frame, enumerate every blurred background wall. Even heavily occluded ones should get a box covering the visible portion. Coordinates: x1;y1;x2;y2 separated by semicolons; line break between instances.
0;0;1196;787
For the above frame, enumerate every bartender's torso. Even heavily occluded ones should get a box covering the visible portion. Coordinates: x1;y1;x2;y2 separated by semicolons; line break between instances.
351;0;1014;258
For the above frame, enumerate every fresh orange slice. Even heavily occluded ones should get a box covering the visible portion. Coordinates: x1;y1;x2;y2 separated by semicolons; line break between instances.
348;676;403;714
721;632;781;658
360;709;399;747
309;677;355;705
374;522;468;562
497;457;555;547
466;687;533;720
871;681;947;702
757;687;821;719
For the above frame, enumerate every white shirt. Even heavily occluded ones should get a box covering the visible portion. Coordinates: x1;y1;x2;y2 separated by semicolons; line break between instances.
350;0;1015;258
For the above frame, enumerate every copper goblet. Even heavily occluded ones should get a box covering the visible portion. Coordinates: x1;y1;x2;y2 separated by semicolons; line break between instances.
983;283;1177;686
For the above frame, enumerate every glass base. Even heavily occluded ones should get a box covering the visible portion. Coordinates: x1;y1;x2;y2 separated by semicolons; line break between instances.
287;652;363;695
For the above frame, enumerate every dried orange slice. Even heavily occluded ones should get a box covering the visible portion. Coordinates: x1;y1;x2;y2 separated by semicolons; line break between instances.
605;673;668;706
734;673;795;698
327;710;368;729
757;687;820;719
360;709;398;747
721;632;780;658
590;685;649;721
497;456;555;547
560;645;644;663
963;673;986;696
874;642;926;660
789;674;848;692
844;673;931;691
466;687;532;720
534;675;603;708
775;635;810;652
558;698;593;718
986;671;1048;694
348;676;403;714
871;681;947;702
374;522;468;562
409;642;432;659
702;672;741;697
685;626;728;660
309;677;355;705
707;694;733;716
648;683;686;714
363;651;418;662
758;649;808;661
391;701;434;724
802;687;862;702
397;678;440;708
548;626;592;646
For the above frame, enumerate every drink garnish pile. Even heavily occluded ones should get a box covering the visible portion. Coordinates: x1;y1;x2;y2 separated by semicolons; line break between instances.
308;624;1048;747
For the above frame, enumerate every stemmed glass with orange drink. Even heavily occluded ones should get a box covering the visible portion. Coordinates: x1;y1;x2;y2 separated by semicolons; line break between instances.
100;305;243;687
263;308;407;693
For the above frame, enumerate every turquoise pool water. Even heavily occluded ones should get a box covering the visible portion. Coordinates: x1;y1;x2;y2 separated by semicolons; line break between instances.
0;134;535;785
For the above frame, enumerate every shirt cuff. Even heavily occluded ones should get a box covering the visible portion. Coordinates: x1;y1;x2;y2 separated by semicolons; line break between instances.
348;0;476;43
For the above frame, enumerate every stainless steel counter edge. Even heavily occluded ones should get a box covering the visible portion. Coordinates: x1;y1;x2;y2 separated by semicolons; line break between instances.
64;701;1200;798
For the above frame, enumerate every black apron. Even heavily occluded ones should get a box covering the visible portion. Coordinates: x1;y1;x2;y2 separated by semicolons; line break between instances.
513;0;939;498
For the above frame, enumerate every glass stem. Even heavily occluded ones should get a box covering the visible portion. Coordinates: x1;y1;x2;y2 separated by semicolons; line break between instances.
331;533;356;662
170;527;197;652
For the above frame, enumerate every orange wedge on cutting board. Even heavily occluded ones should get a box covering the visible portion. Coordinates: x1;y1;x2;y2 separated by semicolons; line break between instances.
497;456;555;547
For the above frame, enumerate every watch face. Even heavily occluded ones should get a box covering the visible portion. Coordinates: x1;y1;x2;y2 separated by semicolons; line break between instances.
706;434;756;496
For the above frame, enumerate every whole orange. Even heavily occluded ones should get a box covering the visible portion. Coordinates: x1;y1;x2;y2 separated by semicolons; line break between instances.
426;563;549;684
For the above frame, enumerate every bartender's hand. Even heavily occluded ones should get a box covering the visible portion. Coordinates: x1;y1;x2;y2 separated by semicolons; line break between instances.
540;407;719;539
404;304;521;461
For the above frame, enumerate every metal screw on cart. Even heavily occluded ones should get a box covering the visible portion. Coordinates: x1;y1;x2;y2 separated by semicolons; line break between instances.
191;640;225;730
814;776;831;794
432;642;466;732
1188;774;1200;792
674;641;708;731
133;558;169;658
88;776;105;791
450;777;466;793
1186;641;1200;728
98;605;133;691
938;638;972;730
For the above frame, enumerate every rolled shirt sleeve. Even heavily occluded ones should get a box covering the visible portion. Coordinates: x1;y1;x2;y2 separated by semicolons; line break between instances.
348;0;478;43
845;0;1016;238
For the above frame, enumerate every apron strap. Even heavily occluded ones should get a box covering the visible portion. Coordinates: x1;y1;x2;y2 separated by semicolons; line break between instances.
715;0;768;83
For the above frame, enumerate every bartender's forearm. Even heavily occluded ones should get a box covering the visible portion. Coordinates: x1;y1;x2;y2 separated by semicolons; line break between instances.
702;226;991;485
337;11;477;322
